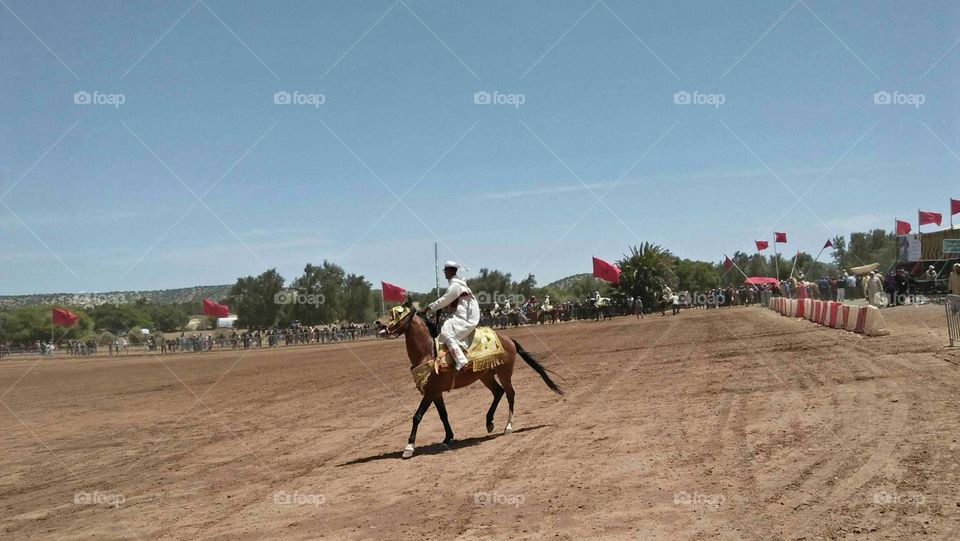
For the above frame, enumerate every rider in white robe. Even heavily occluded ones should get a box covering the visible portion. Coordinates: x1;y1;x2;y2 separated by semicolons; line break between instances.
426;261;479;371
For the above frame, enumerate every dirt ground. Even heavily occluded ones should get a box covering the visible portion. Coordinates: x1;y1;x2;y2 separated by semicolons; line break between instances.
2;304;959;540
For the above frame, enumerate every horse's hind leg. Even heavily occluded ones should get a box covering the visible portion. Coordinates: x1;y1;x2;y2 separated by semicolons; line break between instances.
480;373;504;433
495;368;516;434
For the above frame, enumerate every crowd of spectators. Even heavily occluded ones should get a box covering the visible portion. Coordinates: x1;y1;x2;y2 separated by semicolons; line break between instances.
152;323;374;355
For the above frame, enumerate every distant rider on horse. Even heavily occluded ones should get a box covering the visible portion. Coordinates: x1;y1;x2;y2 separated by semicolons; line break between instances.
426;261;479;371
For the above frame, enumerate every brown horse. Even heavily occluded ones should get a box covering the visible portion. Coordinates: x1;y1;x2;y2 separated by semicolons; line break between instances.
376;303;563;459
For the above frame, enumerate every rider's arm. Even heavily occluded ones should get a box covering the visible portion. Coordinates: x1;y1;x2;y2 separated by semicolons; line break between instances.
428;281;464;313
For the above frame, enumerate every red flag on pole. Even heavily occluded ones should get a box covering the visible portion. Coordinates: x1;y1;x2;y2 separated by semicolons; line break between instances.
202;298;229;317
723;256;734;270
895;219;911;235
755;240;769;251
951;198;960;216
52;308;79;327
823;239;833;249
919;210;942;226
592;257;621;284
381;281;406;302
774;232;787;243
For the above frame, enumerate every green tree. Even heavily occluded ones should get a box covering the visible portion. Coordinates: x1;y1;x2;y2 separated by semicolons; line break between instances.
342;273;373;322
835;229;896;271
0;306;93;345
512;274;537;300
226;269;286;329
467;268;514;308
675;259;719;291
88;304;152;334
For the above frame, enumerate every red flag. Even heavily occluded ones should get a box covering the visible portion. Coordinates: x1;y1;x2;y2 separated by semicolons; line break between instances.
951;198;960;216
823;239;833;249
202;298;229;317
895;219;911;235
592;256;621;284
381;281;406;303
52;308;79;327
919;210;942;226
774;232;787;243
723;256;733;270
755;240;769;251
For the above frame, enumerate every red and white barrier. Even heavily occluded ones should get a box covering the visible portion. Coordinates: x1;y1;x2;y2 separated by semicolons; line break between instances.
764;297;889;337
827;302;842;329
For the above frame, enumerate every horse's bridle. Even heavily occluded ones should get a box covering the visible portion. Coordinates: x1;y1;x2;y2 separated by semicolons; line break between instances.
381;308;417;339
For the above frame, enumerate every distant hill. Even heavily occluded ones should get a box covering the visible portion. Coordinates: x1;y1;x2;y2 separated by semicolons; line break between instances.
543;273;596;291
0;285;233;308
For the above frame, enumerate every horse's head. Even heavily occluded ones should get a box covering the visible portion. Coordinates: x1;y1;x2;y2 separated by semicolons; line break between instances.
375;301;419;337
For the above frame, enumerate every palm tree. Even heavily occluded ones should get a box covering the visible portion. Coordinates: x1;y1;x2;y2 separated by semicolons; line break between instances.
615;243;677;310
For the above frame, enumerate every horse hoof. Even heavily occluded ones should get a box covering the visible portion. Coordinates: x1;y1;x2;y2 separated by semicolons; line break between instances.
402;444;414;459
486;421;495;433
503;426;513;435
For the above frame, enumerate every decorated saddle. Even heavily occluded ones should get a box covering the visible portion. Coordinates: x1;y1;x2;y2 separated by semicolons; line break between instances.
435;326;505;372
410;327;506;395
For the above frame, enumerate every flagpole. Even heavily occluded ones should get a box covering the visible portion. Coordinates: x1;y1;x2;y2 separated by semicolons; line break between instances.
790;251;800;278
773;237;780;280
724;254;750;281
805;246;825;278
434;242;440;299
380;289;385;315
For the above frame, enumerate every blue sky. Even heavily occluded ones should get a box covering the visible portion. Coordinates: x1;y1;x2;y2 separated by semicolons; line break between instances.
1;0;958;295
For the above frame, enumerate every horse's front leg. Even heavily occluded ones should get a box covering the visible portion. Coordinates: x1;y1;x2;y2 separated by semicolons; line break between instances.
404;394;433;459
434;396;455;445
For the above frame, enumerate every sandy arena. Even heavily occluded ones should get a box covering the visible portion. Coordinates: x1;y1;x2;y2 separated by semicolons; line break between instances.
2;305;959;540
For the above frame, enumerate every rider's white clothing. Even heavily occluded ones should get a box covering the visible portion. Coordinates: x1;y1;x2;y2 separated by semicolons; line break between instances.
428;276;480;369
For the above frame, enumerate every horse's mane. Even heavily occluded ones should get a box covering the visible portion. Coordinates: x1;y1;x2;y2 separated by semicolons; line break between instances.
416;313;440;339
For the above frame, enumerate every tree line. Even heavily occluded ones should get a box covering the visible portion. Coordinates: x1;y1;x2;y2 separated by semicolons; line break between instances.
0;229;902;345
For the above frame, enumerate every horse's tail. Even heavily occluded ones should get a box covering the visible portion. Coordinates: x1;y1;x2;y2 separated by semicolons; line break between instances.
511;339;564;395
